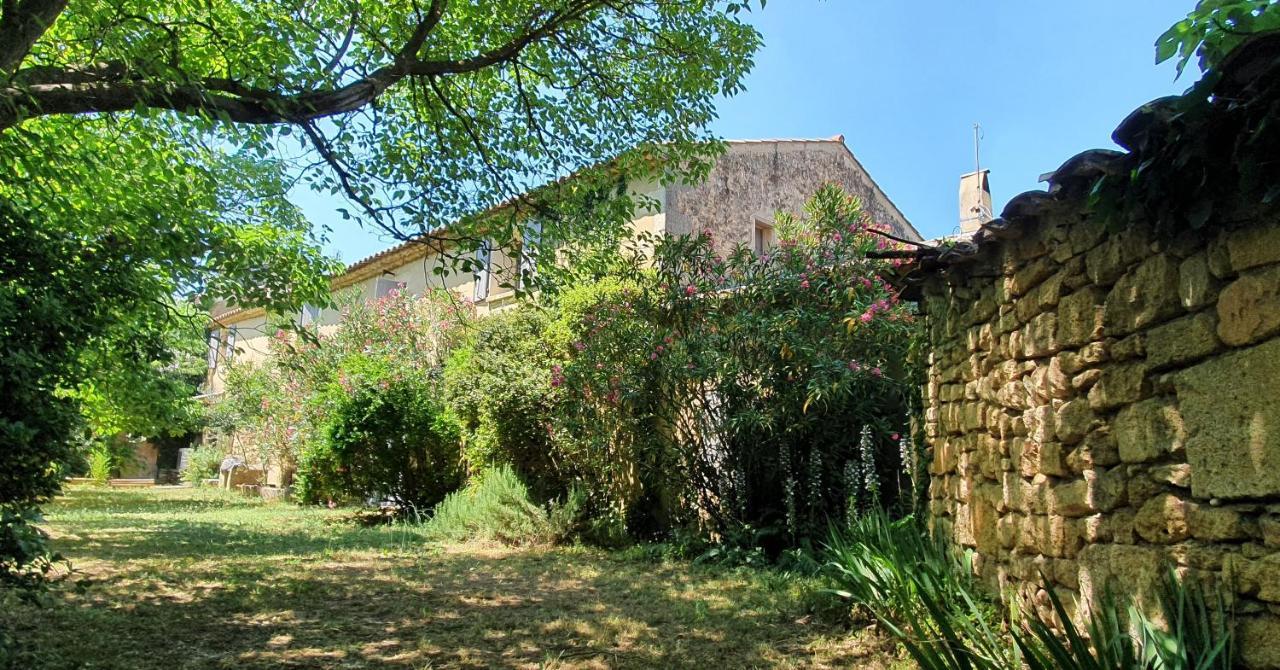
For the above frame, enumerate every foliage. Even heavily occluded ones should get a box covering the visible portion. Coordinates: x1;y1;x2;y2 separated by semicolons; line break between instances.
85;447;114;485
1017;569;1234;670
551;184;919;545
0;507;61;598
442;310;561;497
824;511;1018;670
181;447;226;487
324;377;464;514
213;289;473;507
1157;1;1280;77
0;0;765;295
0;115;337;591
424;465;582;546
824;513;1236;670
1087;13;1280;238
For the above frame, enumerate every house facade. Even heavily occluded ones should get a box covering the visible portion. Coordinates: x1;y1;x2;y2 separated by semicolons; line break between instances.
204;136;918;408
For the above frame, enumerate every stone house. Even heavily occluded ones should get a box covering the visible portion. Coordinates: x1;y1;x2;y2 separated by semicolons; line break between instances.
203;137;919;485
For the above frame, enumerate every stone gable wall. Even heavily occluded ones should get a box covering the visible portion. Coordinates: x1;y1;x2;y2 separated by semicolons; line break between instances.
920;206;1280;668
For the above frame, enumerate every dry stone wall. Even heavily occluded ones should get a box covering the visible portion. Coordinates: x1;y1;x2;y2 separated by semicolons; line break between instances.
920;206;1280;668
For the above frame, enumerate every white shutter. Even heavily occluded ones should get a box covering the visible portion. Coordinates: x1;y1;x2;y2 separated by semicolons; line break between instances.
206;329;221;370
224;327;238;363
473;240;491;301
300;304;320;327
520;221;542;288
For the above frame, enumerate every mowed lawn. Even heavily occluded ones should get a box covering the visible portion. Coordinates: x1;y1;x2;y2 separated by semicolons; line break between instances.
2;486;899;669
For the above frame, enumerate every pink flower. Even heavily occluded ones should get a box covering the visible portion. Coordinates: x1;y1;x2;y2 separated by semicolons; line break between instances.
871;367;883;377
573;341;586;351
649;352;659;361
848;360;861;371
891;433;901;441
859;312;873;324
800;280;810;289
684;285;697;296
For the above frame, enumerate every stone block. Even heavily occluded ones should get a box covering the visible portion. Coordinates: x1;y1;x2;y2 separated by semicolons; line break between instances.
1262;515;1280;548
1085;227;1151;285
1226;221;1280;272
1178;253;1217;310
1134;493;1189;544
1103;254;1182;336
1087;362;1150;410
1188;503;1253;542
1078;544;1164;617
1055;400;1095;445
1022;312;1060;358
1057;287;1105;347
1239;615;1280;670
1145;312;1221;369
1175;337;1280;499
1149;463;1191;488
1114;398;1186;464
1217;264;1280;347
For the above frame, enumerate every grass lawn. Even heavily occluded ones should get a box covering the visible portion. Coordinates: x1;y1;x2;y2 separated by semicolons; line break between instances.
1;486;901;669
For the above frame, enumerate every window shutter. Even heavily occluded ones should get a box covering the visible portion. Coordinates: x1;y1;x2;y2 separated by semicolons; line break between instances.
375;277;405;299
224;327;238;363
520;221;542;288
474;240;491;301
206;329;221;370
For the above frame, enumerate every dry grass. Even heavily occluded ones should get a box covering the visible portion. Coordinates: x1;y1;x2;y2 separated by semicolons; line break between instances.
1;486;904;669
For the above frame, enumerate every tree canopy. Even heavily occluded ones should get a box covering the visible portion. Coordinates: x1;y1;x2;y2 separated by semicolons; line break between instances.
1;0;763;252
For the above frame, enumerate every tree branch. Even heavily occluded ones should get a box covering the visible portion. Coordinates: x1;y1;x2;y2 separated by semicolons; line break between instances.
0;0;605;132
0;0;68;74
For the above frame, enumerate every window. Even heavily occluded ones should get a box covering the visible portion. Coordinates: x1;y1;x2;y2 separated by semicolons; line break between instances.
224;327;237;363
753;222;774;254
300;303;320;327
375;277;405;299
473;240;492;301
519;220;542;289
206;329;222;370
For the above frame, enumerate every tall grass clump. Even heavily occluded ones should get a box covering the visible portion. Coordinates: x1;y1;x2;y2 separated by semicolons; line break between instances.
424;466;580;546
825;512;1236;670
824;510;1017;669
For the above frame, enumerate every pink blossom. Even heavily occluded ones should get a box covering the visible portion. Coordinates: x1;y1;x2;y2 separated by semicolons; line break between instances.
573;341;586;351
800;280;810;289
649;352;659;361
859;312;873;324
684;285;697;296
871;367;883;377
891;433;901;441
848;360;861;371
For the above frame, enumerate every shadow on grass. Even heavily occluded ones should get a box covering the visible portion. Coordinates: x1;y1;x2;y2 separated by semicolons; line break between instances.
3;488;887;669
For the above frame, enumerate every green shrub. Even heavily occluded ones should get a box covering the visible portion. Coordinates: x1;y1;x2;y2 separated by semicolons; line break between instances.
181;446;224;486
322;378;463;514
443;309;563;499
86;447;113;484
424;465;580;546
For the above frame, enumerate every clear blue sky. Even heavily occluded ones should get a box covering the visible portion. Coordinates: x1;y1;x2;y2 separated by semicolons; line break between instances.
300;1;1192;260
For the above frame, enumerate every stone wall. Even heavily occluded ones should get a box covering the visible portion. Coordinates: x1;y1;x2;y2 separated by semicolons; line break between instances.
918;200;1280;667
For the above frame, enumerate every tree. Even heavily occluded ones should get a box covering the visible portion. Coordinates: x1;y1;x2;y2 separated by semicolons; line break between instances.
0;0;762;591
0;0;763;265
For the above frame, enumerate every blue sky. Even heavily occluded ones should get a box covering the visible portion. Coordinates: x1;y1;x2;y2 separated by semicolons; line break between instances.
300;1;1193;260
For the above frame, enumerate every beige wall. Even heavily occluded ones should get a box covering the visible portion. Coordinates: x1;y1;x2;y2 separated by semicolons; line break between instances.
664;139;920;257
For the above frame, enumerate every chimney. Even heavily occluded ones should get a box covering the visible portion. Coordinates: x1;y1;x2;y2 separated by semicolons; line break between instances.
959;169;992;233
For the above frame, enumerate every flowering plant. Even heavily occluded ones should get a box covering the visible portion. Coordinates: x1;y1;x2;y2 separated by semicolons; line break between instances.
554;184;920;542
